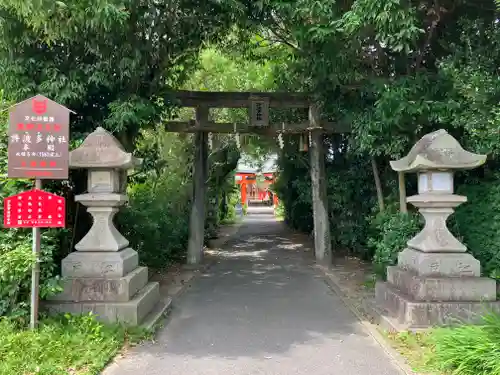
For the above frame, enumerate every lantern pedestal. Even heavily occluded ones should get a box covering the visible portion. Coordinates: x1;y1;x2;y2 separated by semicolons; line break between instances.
376;281;500;331
376;193;500;330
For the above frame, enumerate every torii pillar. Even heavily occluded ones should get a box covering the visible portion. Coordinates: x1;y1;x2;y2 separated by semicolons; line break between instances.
309;104;332;264
187;106;209;265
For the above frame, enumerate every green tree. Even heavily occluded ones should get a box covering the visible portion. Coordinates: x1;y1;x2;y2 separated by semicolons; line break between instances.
0;0;242;146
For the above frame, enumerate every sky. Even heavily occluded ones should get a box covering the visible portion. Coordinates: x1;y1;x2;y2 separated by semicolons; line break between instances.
236;153;277;173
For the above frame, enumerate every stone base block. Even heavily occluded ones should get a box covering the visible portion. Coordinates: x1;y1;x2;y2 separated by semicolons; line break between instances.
398;248;480;277
376;281;500;330
50;266;148;303
387;266;496;302
141;297;173;330
45;282;160;325
62;248;138;278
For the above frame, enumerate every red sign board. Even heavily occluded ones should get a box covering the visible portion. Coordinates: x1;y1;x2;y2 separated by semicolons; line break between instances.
3;189;66;228
7;94;73;179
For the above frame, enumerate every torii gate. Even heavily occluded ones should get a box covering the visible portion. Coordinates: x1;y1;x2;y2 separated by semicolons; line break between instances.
163;90;350;265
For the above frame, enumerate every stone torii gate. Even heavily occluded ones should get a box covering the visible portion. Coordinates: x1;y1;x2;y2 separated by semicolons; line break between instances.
164;90;350;265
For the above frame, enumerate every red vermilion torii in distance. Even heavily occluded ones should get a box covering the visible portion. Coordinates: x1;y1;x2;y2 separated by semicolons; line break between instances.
3;189;66;228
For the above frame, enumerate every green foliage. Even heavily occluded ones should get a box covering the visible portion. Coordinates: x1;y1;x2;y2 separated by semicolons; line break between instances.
273;139;314;233
325;149;378;257
251;0;500;161
391;315;500;375
117;126;240;268
179;46;278;163
454;176;500;279
220;187;242;224
0;312;149;375
338;0;423;54
119;179;191;268
274;135;387;259
388;317;500;375
0;230;62;320
0;239;34;317
429;313;500;375
205;144;241;234
0;0;239;138
183;47;275;100
368;206;421;279
274;201;285;220
118;130;192;269
388;330;442;374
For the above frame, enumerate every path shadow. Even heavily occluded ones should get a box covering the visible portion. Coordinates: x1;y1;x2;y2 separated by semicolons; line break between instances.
133;208;373;360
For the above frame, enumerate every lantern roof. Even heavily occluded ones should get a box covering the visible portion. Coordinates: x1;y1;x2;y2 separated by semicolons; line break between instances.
70;127;142;169
390;129;486;173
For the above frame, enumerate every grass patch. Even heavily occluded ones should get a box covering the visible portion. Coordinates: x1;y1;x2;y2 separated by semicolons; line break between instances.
362;274;377;289
429;313;500;375
0;313;151;375
386;312;500;375
387;330;440;374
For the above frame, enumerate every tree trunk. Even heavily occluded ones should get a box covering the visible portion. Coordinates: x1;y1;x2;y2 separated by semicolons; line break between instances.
371;156;385;212
398;172;407;213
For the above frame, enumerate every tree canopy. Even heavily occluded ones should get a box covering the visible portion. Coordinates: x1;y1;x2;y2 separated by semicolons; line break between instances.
0;0;245;148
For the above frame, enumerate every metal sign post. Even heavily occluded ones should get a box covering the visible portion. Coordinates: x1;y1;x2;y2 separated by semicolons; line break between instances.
30;178;42;329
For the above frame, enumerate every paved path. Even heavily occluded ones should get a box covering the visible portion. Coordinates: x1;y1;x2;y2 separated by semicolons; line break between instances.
104;207;404;375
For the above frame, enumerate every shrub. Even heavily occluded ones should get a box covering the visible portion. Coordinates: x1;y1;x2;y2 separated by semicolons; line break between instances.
368;206;421;279
0;229;62;321
326;157;378;259
224;188;242;222
116;129;196;269
274;201;285;220
118;178;191;269
455;177;500;278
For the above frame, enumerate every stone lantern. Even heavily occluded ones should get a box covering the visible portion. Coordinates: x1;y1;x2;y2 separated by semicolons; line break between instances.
48;127;168;326
376;129;500;330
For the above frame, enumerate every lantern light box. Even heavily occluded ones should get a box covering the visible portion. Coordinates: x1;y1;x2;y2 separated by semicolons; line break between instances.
418;171;454;194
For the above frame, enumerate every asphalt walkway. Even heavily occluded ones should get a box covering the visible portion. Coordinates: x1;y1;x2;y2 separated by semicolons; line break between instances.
104;207;404;375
